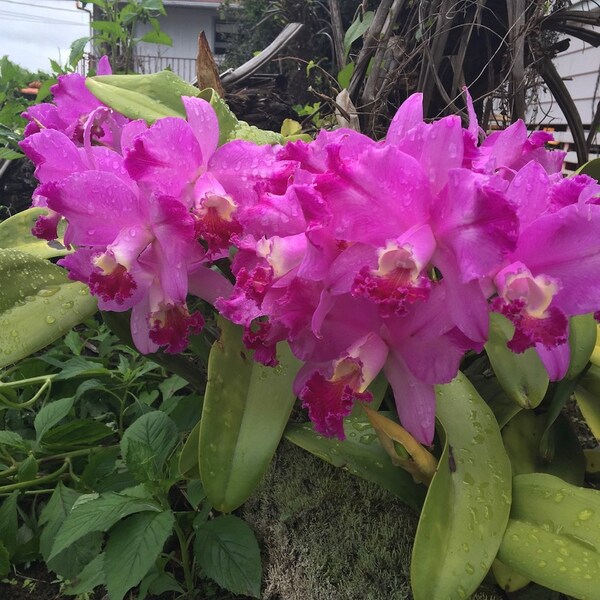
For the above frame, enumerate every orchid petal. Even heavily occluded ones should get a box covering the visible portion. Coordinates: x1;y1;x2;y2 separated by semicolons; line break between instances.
387;93;423;143
182;97;219;166
316;144;431;244
507;161;550;230
20;129;85;183
96;55;112;75
188;266;234;305
515;204;600;315
49;171;144;246
433;169;518;280
384;352;436;445
124;117;202;200
535;342;570;381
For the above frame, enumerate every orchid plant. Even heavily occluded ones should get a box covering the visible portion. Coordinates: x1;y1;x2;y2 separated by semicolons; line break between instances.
1;63;600;600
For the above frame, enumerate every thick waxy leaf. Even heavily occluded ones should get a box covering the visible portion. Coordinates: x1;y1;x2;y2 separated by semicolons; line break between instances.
179;420;201;479
0;249;97;368
411;373;512;600
575;365;600;440
199;318;301;512
227;122;284;145
0;208;68;258
565;313;596;379
585;449;600;477
590;324;600;367
197;88;239;146
502;411;585;485
576;156;600;180
104;510;175;600
285;414;426;511
194;515;261;598
491;559;530;593
498;473;600;599
86;71;199;123
485;313;549;408
49;492;161;559
466;357;522;428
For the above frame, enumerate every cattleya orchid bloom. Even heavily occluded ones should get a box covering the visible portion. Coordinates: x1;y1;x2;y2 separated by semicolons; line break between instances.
22;81;600;445
21;57;129;240
21;96;245;353
219;90;600;444
23;56;126;146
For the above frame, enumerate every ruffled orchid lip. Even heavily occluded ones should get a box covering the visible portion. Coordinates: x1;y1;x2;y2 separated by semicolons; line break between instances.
494;262;559;319
351;226;436;317
89;262;138;305
148;303;205;354
193;193;242;253
300;361;373;439
492;262;567;352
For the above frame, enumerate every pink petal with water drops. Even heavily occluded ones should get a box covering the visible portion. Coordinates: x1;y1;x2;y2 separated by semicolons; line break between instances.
386;93;424;144
182;96;219;165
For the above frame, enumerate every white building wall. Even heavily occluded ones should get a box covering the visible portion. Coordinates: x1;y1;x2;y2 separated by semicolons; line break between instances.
135;5;219;80
533;36;600;126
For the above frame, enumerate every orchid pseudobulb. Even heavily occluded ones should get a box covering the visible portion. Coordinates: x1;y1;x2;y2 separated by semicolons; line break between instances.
22;84;600;446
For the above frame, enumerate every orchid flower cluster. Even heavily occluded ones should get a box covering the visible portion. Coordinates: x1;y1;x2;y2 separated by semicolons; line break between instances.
20;65;600;446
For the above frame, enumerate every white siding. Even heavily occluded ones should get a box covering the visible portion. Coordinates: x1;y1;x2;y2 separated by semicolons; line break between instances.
532;36;600;126
133;6;219;81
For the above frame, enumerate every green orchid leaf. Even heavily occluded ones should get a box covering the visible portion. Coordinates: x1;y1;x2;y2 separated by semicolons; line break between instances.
0;208;68;258
411;372;512;600
0;249;97;368
565;313;596;379
575;364;600;440
199;317;301;512
86;70;199;123
197;88;240;145
491;558;530;593
179;420;201;479
498;473;600;598
575;156;600;180
502;411;585;485
227;121;284;145
285;414;426;511
485;313;549;409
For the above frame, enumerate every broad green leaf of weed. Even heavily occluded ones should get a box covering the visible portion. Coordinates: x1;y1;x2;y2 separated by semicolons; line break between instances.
64;552;105;596
49;492;161;559
104;510;175;600
194;515;262;598
0;492;18;556
34;397;75;443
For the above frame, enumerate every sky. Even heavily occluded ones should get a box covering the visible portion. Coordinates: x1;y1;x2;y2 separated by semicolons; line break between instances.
0;0;90;73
